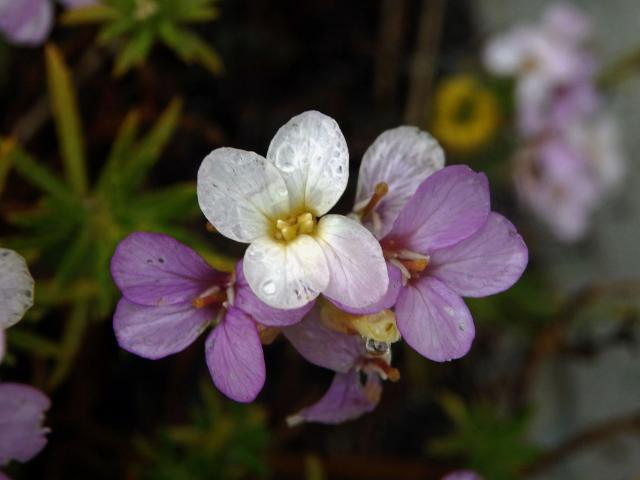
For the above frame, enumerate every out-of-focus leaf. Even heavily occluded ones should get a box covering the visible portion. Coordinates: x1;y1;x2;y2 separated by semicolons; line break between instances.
97;17;136;45
129;182;199;223
159;24;223;75
48;299;89;390
0;137;13;195
97;109;141;196
6;329;61;359
119;98;182;194
1;138;76;203
60;4;119;25
304;455;327;480
429;393;539;480
113;29;155;76
45;44;88;195
51;227;92;290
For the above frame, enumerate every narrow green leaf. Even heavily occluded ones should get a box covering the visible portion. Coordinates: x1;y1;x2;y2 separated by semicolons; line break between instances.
51;227;92;290
113;29;155;77
48;299;90;390
45;44;88;195
97;17;136;45
159;25;224;75
1;138;76;203
59;4;120;25
6;329;61;359
97;109;141;195
129;182;198;222
119;98;182;194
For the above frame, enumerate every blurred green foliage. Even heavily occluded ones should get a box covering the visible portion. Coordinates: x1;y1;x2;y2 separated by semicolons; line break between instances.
0;44;212;389
61;0;223;76
134;381;269;480
429;393;539;480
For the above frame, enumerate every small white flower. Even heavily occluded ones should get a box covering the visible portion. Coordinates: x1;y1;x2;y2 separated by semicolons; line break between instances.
197;111;388;309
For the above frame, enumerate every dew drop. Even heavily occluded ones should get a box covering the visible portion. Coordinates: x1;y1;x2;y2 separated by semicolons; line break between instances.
365;337;389;355
444;306;455;316
261;280;276;295
276;145;296;172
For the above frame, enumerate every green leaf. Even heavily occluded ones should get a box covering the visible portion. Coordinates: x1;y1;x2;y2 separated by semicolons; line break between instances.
1;138;76;203
48;299;90;390
59;4;120;25
119;98;182;194
113;29;155;77
97;109;141;196
129;182;198;222
51;227;92;290
45;44;88;195
6;329;61;359
97;17;136;45
159;25;223;75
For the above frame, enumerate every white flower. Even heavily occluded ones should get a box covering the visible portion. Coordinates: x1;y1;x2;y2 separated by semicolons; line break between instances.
197;111;388;309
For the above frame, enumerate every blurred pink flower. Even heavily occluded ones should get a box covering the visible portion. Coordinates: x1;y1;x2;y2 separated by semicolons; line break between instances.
0;0;96;46
442;470;482;480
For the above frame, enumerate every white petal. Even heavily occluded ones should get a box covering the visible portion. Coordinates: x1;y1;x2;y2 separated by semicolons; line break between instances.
355;126;445;238
316;215;388;309
243;235;329;309
0;249;34;329
197;148;290;243
266;111;348;215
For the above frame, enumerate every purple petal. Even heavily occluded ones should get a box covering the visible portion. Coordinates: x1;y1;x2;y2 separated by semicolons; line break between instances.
0;0;52;47
385;166;490;254
287;370;381;426
0;383;50;465
113;298;213;360
442;471;482;480
111;232;226;306
283;308;362;373
328;262;402;315
205;307;265;402
355;126;444;238
315;214;388;309
0;471;10;480
430;213;528;298
233;261;314;327
396;277;475;362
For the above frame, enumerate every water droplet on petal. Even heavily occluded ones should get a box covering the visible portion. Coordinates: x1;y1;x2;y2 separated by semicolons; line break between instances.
276;145;296;172
261;280;276;295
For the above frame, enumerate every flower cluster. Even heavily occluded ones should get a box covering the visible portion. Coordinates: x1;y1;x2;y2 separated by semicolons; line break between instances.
484;3;625;241
111;111;527;424
0;249;50;478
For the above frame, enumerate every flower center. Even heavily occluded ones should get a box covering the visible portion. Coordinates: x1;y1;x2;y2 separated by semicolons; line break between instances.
274;212;316;242
319;301;401;354
192;287;227;309
385;249;430;284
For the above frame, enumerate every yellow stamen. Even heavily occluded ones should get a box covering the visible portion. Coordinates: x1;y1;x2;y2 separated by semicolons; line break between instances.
192;291;226;308
274;212;316;242
351;310;400;343
360;182;389;220
400;258;429;273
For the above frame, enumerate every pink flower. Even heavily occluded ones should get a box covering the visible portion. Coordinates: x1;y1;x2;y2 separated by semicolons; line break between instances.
111;232;312;402
379;166;528;361
441;470;482;480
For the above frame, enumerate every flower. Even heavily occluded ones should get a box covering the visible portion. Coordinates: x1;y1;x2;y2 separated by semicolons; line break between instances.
514;114;623;242
110;231;312;402
0;384;51;469
283;307;399;425
0;0;96;47
432;75;500;154
197;110;389;310
380;166;528;361
484;3;596;136
0;249;49;475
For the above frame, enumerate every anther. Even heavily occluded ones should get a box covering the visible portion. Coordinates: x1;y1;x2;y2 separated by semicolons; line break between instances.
360;182;389;220
206;222;217;233
192;291;226;308
400;258;429;273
